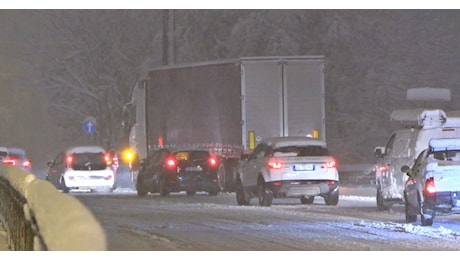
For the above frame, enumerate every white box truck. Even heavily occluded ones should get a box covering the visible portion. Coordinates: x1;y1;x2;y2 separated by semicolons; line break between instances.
122;56;326;192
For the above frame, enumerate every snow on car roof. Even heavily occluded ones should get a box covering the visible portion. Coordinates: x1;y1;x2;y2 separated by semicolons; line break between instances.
7;147;26;155
429;138;460;152
66;146;106;154
390;109;447;128
262;136;327;148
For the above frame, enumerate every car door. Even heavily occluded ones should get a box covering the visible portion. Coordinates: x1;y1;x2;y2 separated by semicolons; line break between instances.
152;149;172;186
405;149;428;210
241;143;268;189
46;152;66;188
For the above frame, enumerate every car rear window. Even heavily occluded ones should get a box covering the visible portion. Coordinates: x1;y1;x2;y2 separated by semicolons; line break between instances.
273;146;330;157
174;151;209;162
0;151;8;158
433;150;460;162
8;153;25;159
70;152;107;171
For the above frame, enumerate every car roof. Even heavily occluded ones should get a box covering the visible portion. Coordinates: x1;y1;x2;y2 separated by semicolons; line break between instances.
261;136;327;148
7;147;26;155
66;146;106;154
0;147;8;153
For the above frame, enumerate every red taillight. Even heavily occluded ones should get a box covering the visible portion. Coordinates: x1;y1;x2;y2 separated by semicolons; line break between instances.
208;156;218;167
326;160;336;168
326;180;337;185
267;160;283;169
273;181;283;187
425;177;436;195
2;158;16;165
104;153;112;165
165;157;177;169
22;160;31;169
66;155;74;166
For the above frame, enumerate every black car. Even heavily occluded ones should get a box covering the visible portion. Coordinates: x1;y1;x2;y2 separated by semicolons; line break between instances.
136;148;221;196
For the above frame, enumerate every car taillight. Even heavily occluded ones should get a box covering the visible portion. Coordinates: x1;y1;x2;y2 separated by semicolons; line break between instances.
267;160;283;169
66;155;74;166
208;156;218;167
104;153;112;165
326;160;336;168
22;160;31;169
2;158;16;165
165;157;177;170
425;177;436;195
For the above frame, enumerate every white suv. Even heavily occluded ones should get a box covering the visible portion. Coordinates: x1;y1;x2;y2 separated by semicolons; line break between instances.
236;136;339;206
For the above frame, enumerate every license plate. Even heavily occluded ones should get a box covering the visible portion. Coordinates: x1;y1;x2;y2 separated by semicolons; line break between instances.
185;166;203;172
293;164;314;171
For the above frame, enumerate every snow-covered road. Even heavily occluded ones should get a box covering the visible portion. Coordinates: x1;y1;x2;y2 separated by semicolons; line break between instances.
73;183;460;251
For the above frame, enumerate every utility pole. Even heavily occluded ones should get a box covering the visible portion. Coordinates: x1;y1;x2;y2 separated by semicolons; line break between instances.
162;9;175;66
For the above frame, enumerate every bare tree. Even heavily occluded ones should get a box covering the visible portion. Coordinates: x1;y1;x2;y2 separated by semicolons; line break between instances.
23;10;162;148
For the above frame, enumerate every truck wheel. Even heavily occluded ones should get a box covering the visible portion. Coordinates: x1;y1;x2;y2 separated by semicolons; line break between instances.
376;188;389;211
258;178;273;206
235;178;250;205
324;189;339;206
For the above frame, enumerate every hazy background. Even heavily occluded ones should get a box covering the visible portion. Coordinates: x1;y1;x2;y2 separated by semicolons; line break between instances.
1;9;460;169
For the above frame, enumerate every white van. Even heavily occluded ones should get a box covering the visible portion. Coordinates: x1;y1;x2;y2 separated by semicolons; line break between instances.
373;109;460;210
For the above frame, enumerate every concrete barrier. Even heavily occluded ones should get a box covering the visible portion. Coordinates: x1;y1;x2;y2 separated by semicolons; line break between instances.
0;164;107;250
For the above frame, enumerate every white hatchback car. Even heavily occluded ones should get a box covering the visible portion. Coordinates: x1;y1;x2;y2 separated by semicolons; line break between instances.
236;136;340;206
46;146;116;193
402;138;460;226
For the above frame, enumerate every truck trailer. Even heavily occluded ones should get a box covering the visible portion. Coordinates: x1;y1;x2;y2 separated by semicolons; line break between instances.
122;56;326;192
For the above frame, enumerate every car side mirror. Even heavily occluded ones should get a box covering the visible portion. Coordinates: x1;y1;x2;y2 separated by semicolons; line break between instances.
374;147;384;158
400;165;411;176
47;161;53;167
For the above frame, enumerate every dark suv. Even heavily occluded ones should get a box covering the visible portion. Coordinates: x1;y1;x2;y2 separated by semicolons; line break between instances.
136;148;221;196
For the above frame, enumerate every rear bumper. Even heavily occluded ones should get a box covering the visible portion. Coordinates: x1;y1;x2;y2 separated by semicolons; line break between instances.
266;180;339;198
64;176;115;190
168;174;220;193
425;191;460;214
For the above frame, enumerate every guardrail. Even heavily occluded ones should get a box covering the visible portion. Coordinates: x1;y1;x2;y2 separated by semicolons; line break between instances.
0;164;107;250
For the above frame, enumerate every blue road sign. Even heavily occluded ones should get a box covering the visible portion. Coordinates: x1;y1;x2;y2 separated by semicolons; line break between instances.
83;117;97;134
